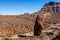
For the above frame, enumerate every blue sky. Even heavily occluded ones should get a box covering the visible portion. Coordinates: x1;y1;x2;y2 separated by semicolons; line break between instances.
0;0;60;15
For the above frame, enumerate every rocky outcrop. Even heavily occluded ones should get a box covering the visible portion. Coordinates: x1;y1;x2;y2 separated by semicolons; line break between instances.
34;2;60;40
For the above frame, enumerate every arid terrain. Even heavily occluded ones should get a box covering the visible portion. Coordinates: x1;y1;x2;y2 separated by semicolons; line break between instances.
0;13;38;37
0;2;60;40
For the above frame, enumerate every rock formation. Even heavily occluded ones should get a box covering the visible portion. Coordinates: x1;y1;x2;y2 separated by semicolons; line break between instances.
34;2;60;40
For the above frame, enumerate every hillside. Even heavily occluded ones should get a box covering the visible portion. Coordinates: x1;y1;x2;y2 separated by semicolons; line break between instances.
34;2;60;40
0;12;39;37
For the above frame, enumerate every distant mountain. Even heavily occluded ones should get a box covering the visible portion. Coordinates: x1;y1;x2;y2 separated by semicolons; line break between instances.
41;2;60;13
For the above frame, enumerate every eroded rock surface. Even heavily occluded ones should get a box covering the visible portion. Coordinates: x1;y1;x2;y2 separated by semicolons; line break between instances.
34;2;60;40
